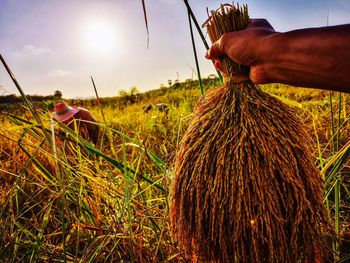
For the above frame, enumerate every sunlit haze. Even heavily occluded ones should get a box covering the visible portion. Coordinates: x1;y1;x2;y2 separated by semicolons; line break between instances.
0;0;350;98
83;19;119;53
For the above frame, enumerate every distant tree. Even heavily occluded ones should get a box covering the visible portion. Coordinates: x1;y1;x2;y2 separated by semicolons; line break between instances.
160;83;165;89
119;89;128;98
54;90;63;100
129;86;139;97
29;95;46;102
207;74;220;85
129;86;139;103
0;94;19;104
118;87;139;105
168;79;172;86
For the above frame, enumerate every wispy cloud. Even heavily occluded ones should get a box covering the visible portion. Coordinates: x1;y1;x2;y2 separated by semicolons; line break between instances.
0;85;12;96
13;44;53;58
159;0;176;4
47;69;72;78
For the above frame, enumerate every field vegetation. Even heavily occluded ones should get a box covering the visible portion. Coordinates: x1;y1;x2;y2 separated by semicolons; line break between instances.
1;75;350;262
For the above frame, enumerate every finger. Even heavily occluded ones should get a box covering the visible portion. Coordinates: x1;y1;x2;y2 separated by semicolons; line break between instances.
205;37;227;60
247;18;275;31
249;64;268;84
214;59;222;71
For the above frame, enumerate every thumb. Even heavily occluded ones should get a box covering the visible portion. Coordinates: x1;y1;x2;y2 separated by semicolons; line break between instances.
205;39;226;60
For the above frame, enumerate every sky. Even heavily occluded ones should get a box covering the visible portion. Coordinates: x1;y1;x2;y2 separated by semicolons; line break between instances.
0;0;350;99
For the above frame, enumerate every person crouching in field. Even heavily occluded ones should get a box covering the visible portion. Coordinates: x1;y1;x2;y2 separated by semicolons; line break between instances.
143;103;170;116
52;101;99;144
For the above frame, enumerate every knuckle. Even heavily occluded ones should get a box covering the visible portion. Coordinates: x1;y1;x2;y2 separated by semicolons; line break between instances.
219;33;231;52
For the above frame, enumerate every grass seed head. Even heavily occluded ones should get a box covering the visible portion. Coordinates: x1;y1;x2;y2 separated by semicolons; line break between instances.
170;3;330;262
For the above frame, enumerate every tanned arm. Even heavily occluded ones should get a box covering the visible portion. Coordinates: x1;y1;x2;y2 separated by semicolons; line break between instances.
206;19;350;92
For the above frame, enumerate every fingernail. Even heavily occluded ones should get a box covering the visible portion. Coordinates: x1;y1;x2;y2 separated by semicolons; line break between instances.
205;50;210;59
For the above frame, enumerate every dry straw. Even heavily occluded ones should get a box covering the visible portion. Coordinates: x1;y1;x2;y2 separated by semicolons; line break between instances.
170;3;330;262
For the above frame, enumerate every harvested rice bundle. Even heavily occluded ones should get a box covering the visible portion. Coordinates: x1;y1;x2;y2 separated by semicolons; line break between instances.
170;3;330;263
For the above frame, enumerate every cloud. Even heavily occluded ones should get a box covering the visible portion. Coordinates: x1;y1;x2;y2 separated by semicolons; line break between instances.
0;85;12;96
159;0;176;4
47;69;72;78
13;44;53;58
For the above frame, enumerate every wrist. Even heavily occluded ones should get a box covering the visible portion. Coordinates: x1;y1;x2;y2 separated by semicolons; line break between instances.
247;31;282;84
258;31;286;83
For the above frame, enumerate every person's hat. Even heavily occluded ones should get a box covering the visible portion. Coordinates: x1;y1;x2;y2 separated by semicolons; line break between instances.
52;101;79;122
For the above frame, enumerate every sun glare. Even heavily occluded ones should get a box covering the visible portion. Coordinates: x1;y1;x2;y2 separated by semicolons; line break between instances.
84;20;117;53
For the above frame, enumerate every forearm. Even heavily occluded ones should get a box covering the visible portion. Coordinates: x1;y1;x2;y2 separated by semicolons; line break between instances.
260;25;350;92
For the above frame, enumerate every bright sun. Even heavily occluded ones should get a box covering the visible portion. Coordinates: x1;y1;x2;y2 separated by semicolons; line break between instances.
84;20;117;52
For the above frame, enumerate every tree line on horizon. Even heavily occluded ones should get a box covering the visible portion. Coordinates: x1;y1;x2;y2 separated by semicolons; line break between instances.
0;90;63;104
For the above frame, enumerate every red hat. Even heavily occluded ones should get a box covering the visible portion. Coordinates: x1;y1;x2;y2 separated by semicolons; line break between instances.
52;101;79;122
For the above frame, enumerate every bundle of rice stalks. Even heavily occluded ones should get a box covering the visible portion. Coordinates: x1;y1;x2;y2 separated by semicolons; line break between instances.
170;3;330;263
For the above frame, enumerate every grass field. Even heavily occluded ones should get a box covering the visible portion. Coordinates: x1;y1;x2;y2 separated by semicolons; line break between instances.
1;78;350;262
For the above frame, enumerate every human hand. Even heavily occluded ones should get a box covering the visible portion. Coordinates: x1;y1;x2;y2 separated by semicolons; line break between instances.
205;19;277;84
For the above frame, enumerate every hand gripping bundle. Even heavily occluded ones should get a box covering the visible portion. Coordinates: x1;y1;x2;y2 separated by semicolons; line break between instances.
170;4;330;263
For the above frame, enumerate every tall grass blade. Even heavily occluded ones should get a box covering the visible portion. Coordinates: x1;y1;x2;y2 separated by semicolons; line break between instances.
122;138;135;261
91;76;118;158
18;136;56;183
183;0;223;82
30;201;53;263
188;10;204;96
330;93;335;154
314;117;331;219
183;0;209;49
56;121;166;192
141;0;150;49
327;91;343;260
321;140;350;175
0;54;52;145
337;92;342;151
334;92;342;260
